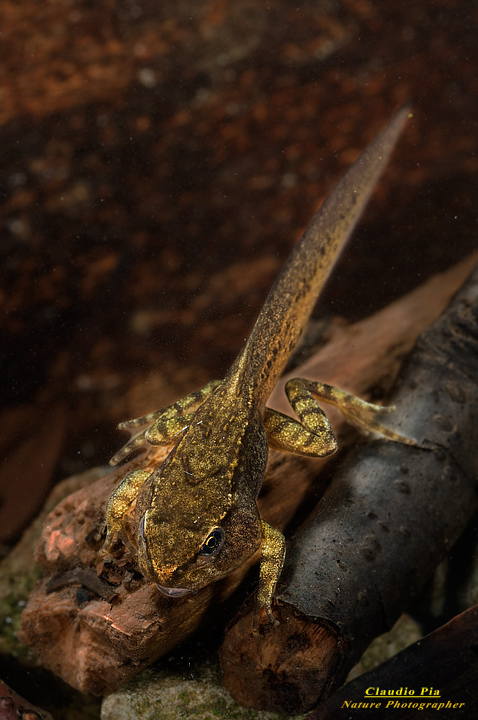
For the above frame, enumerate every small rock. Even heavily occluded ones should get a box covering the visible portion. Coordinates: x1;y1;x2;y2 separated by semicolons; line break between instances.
101;654;306;720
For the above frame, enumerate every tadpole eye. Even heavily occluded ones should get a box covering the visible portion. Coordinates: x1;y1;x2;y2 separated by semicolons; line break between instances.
199;528;224;557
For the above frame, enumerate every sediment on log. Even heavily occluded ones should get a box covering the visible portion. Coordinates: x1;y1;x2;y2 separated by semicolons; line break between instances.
219;262;478;714
17;257;475;696
307;604;478;720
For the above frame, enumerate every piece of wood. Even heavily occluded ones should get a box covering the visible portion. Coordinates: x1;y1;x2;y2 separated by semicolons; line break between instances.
18;256;477;696
219;261;478;713
308;605;478;719
0;679;55;720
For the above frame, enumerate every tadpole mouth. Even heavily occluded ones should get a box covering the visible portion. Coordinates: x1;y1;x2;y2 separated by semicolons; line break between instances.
155;583;191;598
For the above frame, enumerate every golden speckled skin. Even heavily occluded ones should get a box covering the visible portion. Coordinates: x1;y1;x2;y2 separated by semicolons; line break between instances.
134;383;268;591
102;109;410;628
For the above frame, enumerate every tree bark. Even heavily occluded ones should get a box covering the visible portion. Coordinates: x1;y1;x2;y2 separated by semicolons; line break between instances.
219;261;478;713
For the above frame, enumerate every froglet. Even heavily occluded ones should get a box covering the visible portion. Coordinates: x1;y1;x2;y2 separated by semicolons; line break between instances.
101;108;412;630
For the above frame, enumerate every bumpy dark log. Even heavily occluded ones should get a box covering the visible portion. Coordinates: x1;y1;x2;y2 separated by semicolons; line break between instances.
220;264;478;713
